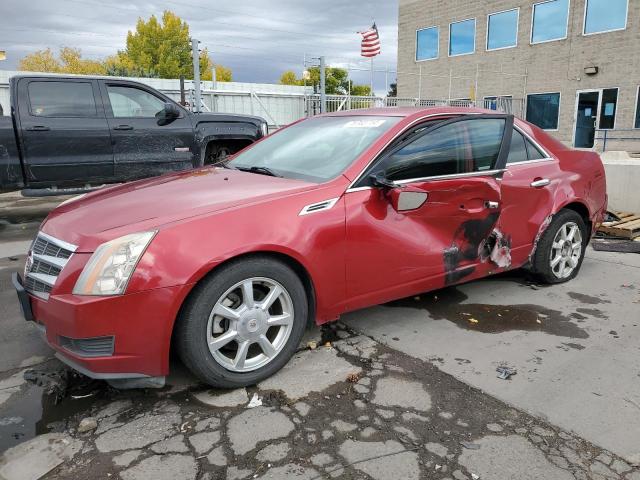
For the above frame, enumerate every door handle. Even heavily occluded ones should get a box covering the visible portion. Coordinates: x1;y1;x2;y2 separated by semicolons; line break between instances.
113;125;133;131
484;201;500;210
530;178;550;188
26;126;50;132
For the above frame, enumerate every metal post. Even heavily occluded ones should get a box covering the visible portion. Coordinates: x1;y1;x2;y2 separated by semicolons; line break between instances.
603;130;608;152
385;66;389;98
370;58;374;96
191;38;201;113
179;75;186;106
320;56;326;114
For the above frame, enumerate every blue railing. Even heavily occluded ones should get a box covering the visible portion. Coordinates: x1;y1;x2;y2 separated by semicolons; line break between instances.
595;129;640;152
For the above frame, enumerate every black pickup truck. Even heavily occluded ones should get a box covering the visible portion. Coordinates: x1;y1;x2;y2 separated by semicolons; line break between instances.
0;75;268;195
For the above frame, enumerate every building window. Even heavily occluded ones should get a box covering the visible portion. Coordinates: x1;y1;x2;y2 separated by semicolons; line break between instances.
449;19;476;56
416;26;439;61
531;0;570;44
487;9;519;50
526;93;560;130
599;88;618;130
584;0;628;34
635;87;640;129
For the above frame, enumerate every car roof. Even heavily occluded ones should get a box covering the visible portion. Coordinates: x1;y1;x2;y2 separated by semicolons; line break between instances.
323;106;492;117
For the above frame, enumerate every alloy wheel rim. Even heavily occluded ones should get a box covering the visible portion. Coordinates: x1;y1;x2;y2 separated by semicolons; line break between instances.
549;222;582;279
206;277;294;372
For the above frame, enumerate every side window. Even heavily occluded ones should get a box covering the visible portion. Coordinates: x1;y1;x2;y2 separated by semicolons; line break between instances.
28;81;97;117
106;85;166;118
507;130;528;164
526;139;546;160
380;118;505;182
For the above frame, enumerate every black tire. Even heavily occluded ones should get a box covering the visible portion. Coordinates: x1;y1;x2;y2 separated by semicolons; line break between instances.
175;256;308;388
531;209;588;284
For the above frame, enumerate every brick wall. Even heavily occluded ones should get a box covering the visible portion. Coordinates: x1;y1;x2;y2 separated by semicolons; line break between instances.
397;0;640;149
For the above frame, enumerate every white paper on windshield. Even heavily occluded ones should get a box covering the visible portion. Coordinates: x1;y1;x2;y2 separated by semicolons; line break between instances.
344;120;386;128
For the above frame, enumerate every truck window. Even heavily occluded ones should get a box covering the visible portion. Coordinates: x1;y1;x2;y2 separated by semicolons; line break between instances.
106;85;166;118
28;81;97;117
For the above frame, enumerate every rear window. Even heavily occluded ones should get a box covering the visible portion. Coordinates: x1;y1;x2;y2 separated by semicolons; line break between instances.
28;81;97;117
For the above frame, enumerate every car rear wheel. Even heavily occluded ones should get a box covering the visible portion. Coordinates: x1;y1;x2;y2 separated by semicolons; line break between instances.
175;257;308;388
531;209;588;284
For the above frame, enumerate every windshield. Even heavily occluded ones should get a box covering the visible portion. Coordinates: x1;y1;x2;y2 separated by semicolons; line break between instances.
228;116;401;183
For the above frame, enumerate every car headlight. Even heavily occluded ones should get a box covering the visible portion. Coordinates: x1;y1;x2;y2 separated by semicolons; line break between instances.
73;231;156;296
260;122;269;137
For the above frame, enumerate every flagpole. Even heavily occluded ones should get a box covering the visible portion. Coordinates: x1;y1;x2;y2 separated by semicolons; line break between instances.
370;57;374;96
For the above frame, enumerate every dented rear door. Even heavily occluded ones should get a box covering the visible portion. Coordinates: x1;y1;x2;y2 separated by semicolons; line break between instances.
344;115;513;312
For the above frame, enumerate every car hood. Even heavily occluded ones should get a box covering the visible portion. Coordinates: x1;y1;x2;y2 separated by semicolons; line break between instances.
41;167;314;250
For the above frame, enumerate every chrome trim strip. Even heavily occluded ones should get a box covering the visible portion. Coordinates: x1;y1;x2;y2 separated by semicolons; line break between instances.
394;169;506;185
32;253;68;269
26;272;57;287
31;291;50;301
346;169;506;192
37;231;78;253
299;198;340;216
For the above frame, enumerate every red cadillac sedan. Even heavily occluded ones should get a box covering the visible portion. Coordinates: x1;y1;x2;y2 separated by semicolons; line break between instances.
13;107;607;388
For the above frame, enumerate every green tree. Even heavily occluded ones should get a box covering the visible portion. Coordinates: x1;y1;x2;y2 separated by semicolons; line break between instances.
279;70;300;86
115;11;231;81
388;82;397;97
19;47;106;75
279;67;371;95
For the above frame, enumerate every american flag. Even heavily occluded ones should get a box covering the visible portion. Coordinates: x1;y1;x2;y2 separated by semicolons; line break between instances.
359;23;381;58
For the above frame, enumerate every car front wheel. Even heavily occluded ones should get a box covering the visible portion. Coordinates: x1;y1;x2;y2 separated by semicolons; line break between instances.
175;256;308;388
531;209;588;284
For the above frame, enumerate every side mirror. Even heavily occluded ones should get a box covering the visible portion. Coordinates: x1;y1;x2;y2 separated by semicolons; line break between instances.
388;188;429;212
369;173;428;212
156;103;181;125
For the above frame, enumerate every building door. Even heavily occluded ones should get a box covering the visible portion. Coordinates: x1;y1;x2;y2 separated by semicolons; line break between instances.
573;88;619;149
574;90;600;148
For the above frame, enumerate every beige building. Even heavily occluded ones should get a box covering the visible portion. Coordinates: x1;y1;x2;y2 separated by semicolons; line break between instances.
397;0;640;151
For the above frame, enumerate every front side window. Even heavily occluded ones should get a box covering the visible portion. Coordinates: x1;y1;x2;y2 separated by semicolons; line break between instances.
584;0;628;34
377;118;506;182
416;26;439;61
28;81;96;117
526;93;560;130
107;85;166;118
531;0;570;44
487;9;519;50
449;19;476;56
229;116;401;183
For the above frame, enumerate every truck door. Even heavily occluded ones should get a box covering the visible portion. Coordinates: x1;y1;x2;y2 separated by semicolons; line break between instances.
100;81;196;180
18;78;114;186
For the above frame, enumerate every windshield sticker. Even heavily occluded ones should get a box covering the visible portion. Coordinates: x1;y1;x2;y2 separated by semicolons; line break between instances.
344;120;387;128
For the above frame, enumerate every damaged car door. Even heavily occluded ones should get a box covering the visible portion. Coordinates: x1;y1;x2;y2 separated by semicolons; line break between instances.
344;115;513;310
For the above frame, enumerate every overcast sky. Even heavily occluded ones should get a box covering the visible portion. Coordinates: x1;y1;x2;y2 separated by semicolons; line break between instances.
0;0;398;91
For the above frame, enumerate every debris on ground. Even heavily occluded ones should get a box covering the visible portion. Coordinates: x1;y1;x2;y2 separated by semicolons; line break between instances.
247;393;262;408
23;368;68;400
307;341;318;350
347;372;361;383
460;441;481;450
496;366;517;380
77;417;98;433
468;318;479;324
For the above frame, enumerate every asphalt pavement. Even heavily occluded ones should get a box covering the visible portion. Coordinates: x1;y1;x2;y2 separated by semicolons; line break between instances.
1;192;639;479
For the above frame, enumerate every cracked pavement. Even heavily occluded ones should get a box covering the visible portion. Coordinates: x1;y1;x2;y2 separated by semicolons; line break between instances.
1;192;640;479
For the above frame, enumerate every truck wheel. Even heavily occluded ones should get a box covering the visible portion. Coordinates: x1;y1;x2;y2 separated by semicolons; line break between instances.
531;209;588;284
205;144;231;164
175;256;308;388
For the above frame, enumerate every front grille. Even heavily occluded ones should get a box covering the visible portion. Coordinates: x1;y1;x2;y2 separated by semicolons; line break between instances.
59;335;115;357
24;232;77;300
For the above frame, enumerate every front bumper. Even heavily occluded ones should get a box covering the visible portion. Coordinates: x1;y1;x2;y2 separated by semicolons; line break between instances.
13;272;192;380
